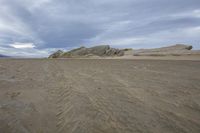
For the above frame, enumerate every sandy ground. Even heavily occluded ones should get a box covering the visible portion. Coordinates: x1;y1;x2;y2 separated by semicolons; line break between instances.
0;59;200;133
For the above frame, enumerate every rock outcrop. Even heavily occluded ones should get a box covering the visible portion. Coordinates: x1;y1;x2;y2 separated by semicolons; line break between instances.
133;44;199;56
49;44;199;58
49;45;125;58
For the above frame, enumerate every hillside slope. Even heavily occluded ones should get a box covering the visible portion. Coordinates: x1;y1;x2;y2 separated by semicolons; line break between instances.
133;44;200;56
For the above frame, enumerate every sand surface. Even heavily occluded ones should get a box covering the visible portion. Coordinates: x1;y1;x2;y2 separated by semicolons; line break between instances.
0;59;200;133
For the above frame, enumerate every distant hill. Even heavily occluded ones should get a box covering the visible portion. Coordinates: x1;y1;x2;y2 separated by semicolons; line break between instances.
0;54;10;58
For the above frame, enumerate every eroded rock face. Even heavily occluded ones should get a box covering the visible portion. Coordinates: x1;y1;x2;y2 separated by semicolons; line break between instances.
106;48;124;56
48;50;64;58
88;45;110;56
49;45;124;58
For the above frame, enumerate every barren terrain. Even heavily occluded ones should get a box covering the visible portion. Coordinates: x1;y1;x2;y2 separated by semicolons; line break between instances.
0;59;200;133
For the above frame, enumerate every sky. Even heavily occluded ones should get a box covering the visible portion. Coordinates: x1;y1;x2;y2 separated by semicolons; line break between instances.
0;0;200;57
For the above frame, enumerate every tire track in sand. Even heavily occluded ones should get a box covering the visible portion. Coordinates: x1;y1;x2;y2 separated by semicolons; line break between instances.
45;60;75;133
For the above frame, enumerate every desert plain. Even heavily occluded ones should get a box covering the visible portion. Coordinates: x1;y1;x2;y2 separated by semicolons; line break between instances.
0;58;200;133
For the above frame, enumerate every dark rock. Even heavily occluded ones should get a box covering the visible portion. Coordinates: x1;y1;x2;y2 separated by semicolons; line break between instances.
106;48;124;56
48;50;64;58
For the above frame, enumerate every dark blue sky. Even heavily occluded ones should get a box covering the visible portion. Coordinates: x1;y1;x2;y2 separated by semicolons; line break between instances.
0;0;200;57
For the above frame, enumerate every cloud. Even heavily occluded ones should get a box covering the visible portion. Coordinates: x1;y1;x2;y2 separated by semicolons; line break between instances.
10;42;35;49
170;9;200;18
0;0;200;57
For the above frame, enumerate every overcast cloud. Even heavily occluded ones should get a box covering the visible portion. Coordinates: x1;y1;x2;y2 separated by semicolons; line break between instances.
0;0;200;57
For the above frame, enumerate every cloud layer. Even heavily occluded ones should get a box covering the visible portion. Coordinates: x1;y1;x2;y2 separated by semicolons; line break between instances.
0;0;200;57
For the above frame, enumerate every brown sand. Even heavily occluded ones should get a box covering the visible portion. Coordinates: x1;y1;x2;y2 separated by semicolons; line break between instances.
0;59;200;133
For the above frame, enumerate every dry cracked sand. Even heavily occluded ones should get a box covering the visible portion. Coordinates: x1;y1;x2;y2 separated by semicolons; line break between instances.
0;59;200;133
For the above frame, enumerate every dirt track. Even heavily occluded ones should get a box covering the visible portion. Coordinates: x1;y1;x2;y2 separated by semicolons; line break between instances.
0;59;200;133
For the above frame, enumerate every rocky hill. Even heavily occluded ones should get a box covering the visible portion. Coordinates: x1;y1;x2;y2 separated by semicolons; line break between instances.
49;44;200;58
49;45;125;58
133;44;200;56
